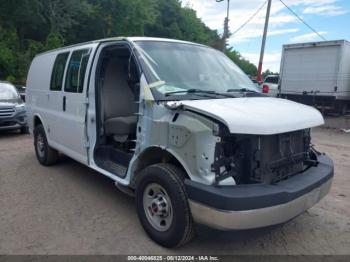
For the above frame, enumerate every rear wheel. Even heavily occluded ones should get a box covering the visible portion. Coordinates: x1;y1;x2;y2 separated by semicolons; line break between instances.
340;103;347;116
335;101;348;116
34;124;58;166
135;163;194;248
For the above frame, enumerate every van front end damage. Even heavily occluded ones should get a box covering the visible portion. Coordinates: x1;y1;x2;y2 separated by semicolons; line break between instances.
211;127;319;185
186;155;333;230
186;153;333;230
185;124;334;230
161;102;333;230
133;99;333;231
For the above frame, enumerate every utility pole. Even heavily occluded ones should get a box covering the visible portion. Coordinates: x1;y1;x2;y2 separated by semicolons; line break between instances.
216;0;230;52
257;0;272;82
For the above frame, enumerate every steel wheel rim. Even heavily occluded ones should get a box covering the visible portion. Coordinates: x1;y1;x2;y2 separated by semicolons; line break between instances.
143;183;173;232
36;134;45;158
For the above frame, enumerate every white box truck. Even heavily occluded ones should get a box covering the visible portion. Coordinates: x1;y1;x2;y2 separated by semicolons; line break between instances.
279;40;350;114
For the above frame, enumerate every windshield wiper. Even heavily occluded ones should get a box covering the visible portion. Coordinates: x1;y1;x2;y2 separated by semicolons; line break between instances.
165;88;234;98
226;88;259;93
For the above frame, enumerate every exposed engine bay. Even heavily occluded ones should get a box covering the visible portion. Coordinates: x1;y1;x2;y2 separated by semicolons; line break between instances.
212;127;319;185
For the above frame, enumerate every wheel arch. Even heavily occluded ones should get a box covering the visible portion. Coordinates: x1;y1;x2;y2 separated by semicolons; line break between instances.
33;114;44;128
129;146;191;188
32;114;50;144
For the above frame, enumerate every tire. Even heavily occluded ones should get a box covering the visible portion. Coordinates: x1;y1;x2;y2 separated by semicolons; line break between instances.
135;163;195;248
20;125;29;134
33;124;58;166
340;103;347;116
335;101;347;116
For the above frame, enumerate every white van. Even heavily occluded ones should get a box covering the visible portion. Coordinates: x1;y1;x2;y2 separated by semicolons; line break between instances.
26;37;334;247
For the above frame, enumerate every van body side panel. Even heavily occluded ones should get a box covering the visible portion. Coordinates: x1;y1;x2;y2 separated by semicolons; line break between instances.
26;53;57;138
27;44;99;165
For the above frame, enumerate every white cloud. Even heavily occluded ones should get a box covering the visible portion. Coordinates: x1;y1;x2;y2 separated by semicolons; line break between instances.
269;28;300;36
289;32;327;43
183;0;346;72
185;0;288;30
241;52;282;72
303;5;348;16
286;0;337;6
185;0;347;32
230;28;299;44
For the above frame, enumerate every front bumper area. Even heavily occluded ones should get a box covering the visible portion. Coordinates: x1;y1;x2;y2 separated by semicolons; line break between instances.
0;112;27;131
186;155;333;230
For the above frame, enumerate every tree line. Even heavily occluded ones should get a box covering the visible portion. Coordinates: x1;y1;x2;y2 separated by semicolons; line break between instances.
0;0;259;83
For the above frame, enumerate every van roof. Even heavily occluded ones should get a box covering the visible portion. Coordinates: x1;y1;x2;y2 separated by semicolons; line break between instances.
36;37;206;56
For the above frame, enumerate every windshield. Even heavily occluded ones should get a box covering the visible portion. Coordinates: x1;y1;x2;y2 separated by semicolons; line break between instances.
265;76;279;84
134;41;260;100
15;85;26;93
0;83;20;100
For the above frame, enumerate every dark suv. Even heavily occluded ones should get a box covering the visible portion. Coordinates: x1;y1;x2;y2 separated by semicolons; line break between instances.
0;81;28;133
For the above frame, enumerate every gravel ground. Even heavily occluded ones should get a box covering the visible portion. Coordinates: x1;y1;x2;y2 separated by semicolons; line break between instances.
0;126;349;255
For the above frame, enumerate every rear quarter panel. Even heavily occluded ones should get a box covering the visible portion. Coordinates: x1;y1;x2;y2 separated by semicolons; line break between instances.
26;53;56;132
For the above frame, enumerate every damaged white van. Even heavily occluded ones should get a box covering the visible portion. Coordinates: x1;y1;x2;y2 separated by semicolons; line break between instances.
26;37;334;247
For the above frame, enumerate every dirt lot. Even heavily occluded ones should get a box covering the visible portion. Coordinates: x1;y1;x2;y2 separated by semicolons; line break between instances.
0;125;350;255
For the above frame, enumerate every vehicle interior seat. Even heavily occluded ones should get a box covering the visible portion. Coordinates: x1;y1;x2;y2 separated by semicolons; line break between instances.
102;59;137;142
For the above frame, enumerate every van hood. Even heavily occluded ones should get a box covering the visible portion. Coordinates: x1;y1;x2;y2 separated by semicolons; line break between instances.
168;97;324;135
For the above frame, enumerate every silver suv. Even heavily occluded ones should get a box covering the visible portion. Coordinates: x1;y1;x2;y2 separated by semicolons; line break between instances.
0;81;28;133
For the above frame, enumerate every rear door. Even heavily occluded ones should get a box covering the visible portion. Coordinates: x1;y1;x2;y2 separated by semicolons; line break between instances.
281;45;340;95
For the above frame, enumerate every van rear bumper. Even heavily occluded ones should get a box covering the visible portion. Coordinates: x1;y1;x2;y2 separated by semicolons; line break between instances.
185;155;333;230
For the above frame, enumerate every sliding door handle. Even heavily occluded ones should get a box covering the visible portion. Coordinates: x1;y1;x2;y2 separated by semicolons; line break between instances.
63;96;66;111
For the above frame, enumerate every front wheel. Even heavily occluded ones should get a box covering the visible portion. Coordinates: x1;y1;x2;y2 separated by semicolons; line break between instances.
135;164;194;248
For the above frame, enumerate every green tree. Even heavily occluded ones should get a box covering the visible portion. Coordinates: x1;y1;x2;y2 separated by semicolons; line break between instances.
262;69;278;79
0;0;257;82
45;32;64;50
225;48;258;76
0;27;17;80
41;0;89;34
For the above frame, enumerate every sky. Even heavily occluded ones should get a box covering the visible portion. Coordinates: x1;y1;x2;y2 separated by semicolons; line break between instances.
184;0;350;72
